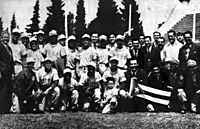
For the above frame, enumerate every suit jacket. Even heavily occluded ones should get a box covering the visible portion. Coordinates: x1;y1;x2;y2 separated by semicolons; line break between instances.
0;42;14;79
139;45;161;69
129;49;143;68
178;43;200;69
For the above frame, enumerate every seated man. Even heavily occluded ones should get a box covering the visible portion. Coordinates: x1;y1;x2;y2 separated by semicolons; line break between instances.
177;60;200;113
36;57;60;112
102;56;129;112
58;68;79;112
78;62;102;112
102;77;119;114
125;60;148;112
14;57;40;113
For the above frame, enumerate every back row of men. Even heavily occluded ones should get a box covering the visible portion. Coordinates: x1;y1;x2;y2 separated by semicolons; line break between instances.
1;28;200;114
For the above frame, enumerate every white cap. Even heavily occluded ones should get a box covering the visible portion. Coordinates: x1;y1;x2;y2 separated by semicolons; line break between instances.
99;35;107;41
63;68;72;74
30;37;37;42
116;34;124;40
82;34;90;39
110;56;119;62
49;30;57;36
44;57;53;62
37;30;44;35
68;35;76;41
12;28;21;34
87;62;96;69
26;57;36;64
187;59;196;67
21;32;29;38
58;34;66;41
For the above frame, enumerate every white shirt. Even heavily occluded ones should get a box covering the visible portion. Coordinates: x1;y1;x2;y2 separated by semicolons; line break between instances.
96;48;109;64
79;72;101;87
109;46;131;68
65;48;77;69
77;47;97;67
9;41;26;63
36;67;59;86
162;41;183;62
102;69;126;86
43;43;66;61
26;49;44;70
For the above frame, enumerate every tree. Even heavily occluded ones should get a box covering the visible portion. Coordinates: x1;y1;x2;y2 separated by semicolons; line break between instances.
67;12;75;36
120;0;143;39
0;17;3;34
26;0;40;34
88;0;123;35
43;0;65;36
10;12;17;33
75;0;86;40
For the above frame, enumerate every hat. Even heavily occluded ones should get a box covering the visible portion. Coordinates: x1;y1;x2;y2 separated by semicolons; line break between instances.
30;37;37;43
68;35;76;41
187;59;196;67
115;34;124;40
87;62;96;69
37;30;44;35
58;34;66;41
26;57;35;64
33;32;38;35
110;56;119;62
82;34;90;39
12;28;21;34
21;32;29;39
49;30;57;36
63;68;72;74
99;35;107;41
44;57;53;62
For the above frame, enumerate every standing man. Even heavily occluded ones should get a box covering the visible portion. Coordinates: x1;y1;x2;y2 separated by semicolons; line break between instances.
139;36;161;70
162;30;183;64
153;31;161;47
0;31;15;113
109;34;131;70
178;31;200;69
9;28;27;75
36;30;46;53
91;33;99;49
177;32;185;45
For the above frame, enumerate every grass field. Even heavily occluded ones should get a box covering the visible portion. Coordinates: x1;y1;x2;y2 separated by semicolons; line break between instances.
1;112;200;129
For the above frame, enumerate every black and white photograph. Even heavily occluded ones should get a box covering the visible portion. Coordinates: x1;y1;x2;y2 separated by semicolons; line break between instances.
0;0;200;128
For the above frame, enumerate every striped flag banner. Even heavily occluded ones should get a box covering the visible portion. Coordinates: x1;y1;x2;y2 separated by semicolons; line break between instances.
136;84;172;106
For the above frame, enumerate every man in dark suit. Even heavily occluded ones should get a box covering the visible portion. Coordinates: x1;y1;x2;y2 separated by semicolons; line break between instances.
138;36;161;70
0;31;15;113
178;31;200;70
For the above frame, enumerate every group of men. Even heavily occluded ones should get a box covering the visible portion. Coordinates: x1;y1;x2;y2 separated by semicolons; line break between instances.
0;28;200;114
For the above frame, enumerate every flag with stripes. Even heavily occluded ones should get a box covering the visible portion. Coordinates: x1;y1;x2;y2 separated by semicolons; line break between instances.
136;84;171;106
129;77;172;106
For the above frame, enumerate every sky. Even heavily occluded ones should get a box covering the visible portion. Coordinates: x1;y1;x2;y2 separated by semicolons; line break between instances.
0;0;122;32
1;0;200;35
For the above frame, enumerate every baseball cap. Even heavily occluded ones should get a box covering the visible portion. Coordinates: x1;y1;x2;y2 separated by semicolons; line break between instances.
26;57;36;64
12;28;21;34
115;34;124;40
82;34;90;39
49;30;57;36
110;56;119;62
58;34;66;41
99;35;107;41
63;68;72;74
30;37;37;43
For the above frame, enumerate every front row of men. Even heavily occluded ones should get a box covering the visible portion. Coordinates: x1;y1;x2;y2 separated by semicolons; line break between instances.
14;54;200;114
